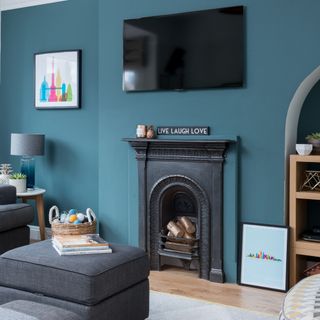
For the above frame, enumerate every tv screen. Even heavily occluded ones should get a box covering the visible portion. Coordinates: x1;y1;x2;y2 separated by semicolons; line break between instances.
123;6;244;92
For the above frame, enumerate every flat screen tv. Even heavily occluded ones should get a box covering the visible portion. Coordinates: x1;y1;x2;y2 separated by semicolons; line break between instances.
123;6;244;92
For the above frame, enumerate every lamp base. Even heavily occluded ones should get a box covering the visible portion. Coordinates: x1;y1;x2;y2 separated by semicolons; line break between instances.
20;156;35;189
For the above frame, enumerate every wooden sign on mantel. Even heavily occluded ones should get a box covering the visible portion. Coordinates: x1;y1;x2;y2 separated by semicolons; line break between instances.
157;126;210;136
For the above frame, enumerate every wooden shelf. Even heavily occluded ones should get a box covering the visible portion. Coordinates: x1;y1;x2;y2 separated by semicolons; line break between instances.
295;240;320;257
296;191;320;200
290;155;320;162
290;154;320;286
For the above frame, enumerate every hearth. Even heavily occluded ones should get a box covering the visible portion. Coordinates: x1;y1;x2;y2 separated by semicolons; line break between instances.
125;139;231;282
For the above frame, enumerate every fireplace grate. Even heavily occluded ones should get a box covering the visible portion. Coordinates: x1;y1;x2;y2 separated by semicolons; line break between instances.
158;216;199;266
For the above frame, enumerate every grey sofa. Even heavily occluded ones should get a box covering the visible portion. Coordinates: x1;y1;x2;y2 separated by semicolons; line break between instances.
0;185;34;254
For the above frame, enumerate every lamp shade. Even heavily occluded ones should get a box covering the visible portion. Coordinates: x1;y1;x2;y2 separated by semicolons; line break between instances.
10;133;45;156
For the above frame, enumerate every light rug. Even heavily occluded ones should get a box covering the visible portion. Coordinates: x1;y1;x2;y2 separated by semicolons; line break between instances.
148;291;278;320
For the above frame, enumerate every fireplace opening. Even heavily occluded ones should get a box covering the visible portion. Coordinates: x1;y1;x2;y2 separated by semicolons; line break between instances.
149;175;211;279
158;188;199;270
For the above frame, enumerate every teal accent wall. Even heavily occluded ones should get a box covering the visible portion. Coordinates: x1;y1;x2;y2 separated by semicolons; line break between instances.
2;0;320;282
0;0;99;222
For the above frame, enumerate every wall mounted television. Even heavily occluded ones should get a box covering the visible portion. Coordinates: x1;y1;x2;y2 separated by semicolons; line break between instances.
123;6;244;92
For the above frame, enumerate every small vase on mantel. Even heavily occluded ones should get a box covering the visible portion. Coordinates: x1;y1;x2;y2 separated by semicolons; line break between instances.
136;125;147;138
146;125;156;139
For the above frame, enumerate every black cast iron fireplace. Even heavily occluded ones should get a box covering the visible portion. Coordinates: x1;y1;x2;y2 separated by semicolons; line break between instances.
125;138;231;282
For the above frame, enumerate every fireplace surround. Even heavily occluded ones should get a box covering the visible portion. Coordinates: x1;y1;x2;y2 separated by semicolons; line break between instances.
125;138;231;282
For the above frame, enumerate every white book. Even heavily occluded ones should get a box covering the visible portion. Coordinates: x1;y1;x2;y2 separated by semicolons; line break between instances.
52;239;110;252
53;244;112;256
53;234;109;249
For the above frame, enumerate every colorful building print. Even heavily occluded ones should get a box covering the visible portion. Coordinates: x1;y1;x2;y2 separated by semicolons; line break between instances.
35;50;80;109
247;250;282;262
39;58;73;103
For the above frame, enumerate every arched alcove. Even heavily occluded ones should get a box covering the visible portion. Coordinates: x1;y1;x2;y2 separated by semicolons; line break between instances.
284;65;320;221
297;81;320;142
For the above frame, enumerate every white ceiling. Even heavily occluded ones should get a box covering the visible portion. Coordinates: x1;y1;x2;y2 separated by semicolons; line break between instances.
0;0;67;11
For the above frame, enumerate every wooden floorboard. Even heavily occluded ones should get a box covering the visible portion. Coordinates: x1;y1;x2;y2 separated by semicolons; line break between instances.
149;267;284;315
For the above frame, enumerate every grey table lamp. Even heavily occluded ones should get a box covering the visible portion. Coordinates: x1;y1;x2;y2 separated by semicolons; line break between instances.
10;133;45;189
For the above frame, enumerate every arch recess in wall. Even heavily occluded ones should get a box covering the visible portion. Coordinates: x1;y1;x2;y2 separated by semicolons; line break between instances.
284;65;320;221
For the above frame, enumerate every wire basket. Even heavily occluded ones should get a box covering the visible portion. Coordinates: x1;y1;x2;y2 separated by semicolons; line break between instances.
49;206;97;237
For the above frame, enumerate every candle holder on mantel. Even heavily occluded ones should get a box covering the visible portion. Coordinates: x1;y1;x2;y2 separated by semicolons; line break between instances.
146;125;156;139
136;125;156;139
136;125;147;138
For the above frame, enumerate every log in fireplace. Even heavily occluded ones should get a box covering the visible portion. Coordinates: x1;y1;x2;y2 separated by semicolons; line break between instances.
125;138;231;282
160;214;199;270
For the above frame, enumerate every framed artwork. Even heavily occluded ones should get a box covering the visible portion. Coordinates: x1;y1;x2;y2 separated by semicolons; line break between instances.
239;223;289;291
34;50;81;109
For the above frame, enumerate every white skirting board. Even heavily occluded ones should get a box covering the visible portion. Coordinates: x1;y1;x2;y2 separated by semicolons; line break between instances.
29;225;52;240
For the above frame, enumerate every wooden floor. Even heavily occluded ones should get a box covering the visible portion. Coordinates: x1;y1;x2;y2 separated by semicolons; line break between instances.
149;267;284;315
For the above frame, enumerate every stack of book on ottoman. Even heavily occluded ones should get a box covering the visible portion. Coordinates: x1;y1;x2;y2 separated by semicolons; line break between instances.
52;234;112;255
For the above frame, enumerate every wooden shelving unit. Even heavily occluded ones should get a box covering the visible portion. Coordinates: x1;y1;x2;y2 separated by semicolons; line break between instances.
289;154;320;286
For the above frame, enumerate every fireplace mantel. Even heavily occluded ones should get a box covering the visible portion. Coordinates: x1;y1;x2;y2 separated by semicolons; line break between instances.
123;138;233;161
124;137;235;283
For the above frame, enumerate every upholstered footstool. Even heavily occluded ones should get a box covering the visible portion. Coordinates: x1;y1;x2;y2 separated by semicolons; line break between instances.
0;300;82;319
0;240;149;320
279;274;320;320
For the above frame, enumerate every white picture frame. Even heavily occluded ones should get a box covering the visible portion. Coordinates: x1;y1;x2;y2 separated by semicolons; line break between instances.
34;50;81;109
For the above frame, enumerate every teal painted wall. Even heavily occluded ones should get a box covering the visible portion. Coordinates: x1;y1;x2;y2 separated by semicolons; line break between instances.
2;0;320;282
0;0;99;222
98;0;320;283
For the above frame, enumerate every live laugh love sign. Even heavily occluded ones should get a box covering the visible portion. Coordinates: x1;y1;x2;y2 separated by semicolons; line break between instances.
157;126;209;136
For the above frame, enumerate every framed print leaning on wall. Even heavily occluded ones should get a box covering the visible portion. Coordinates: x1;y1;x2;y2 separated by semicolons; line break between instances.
239;223;289;291
34;50;81;109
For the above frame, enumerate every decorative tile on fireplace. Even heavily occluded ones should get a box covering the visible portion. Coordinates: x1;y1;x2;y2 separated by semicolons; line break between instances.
125;138;232;283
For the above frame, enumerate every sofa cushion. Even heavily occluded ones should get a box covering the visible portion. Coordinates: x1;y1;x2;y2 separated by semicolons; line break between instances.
0;300;82;320
0;204;34;232
0;240;149;306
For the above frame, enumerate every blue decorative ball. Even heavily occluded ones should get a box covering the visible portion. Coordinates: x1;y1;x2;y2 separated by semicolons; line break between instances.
69;209;77;215
73;220;81;224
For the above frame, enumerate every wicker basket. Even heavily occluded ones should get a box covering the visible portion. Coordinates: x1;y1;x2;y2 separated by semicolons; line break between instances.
49;206;97;236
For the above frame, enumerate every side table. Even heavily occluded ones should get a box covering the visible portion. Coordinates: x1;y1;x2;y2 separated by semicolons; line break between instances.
17;188;46;240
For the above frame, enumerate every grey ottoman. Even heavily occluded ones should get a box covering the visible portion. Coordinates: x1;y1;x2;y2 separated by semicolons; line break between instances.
0;240;149;320
0;300;82;319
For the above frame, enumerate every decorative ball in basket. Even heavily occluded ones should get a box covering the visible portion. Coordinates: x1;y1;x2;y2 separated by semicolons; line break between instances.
49;206;97;236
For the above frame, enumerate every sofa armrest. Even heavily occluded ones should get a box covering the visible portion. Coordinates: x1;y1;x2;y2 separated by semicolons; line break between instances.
0;204;34;232
0;185;16;205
